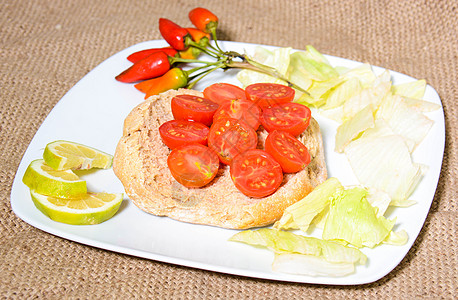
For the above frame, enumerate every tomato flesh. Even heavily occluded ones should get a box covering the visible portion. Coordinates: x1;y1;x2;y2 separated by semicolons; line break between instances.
203;83;247;106
159;120;209;149
265;130;311;173
171;94;218;127
245;83;295;109
167;144;220;188
208;118;257;165
213;99;261;130
261;102;311;137
230;149;283;198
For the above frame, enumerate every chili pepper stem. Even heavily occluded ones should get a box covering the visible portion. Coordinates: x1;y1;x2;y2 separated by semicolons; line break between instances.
186;62;220;75
187;63;225;89
210;28;224;53
225;56;311;96
186;37;221;58
170;56;220;66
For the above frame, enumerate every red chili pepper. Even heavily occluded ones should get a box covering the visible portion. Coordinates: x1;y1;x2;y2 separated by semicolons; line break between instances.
159;18;190;51
188;7;218;33
135;68;188;98
115;51;171;83
178;28;210;59
127;47;177;63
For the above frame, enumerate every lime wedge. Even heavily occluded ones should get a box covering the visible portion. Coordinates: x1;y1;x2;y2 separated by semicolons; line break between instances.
22;159;87;198
30;190;123;225
43;140;113;171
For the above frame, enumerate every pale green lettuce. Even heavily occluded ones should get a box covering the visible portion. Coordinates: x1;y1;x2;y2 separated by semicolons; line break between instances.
377;95;434;151
322;187;395;248
344;134;423;202
391;79;426;99
334;104;375;153
230;228;367;264
287;50;339;82
274;177;343;232
236;46;292;87
272;253;356;277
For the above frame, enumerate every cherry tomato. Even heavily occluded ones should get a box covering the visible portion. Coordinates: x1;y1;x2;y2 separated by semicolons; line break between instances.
245;83;295;109
265;130;311;173
203;83;247;106
171;94;219;127
230;149;283;198
167;143;220;188
159;120;209;149
208;118;257;165
213;99;262;130
260;102;312;137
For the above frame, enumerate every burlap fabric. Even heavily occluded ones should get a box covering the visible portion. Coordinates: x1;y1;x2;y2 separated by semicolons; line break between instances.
1;0;456;298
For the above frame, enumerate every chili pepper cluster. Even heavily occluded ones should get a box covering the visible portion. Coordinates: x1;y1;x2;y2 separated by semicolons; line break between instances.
115;7;308;99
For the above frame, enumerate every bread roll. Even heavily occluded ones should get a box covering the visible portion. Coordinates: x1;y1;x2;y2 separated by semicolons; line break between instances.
113;89;327;229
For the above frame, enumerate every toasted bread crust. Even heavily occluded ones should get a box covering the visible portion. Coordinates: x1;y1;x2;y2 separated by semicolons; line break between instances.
113;89;327;229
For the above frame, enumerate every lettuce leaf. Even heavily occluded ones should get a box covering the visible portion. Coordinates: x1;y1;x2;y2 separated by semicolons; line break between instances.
344;134;423;201
272;253;356;277
365;187;391;217
340;63;377;88
377;95;434;151
322;187;395;248
361;118;416;153
334;104;375;153
274;177;343;231
391;79;426;99
401;97;441;112
287;50;339;82
342;72;391;120
383;229;408;245
236;46;292;87
303;45;333;65
322;77;363;110
230;228;367;264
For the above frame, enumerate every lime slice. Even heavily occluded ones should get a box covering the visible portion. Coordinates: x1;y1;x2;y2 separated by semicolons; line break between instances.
22;159;87;198
30;190;123;225
43;140;113;170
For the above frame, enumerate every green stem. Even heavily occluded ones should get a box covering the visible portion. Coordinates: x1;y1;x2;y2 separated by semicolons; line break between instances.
225;55;311;96
210;28;224;53
170;56;218;66
186;62;221;75
186;38;221;58
187;63;225;89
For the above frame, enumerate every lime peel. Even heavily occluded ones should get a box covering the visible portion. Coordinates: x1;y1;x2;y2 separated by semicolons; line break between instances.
30;190;123;225
22;159;87;199
43;140;113;171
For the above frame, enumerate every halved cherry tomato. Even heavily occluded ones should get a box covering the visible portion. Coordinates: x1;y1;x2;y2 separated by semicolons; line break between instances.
213;99;261;130
245;83;295;109
265;130;311;173
203;83;247;106
208;118;257;165
260;102;312;137
159;120;209;149
167;143;219;188
230;149;283;198
171;94;219;127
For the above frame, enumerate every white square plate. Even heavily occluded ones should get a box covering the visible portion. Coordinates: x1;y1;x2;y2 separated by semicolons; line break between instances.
11;41;445;285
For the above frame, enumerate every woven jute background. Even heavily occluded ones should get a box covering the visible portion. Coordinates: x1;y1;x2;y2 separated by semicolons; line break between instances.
1;0;456;298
